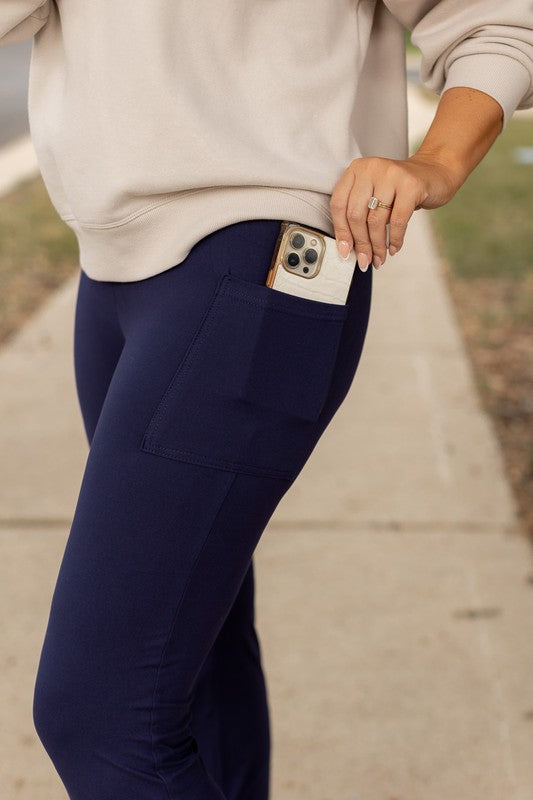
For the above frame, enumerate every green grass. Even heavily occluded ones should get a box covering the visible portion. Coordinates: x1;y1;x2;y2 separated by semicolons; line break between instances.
428;116;533;538
0;174;78;344
405;29;420;55
430;118;533;280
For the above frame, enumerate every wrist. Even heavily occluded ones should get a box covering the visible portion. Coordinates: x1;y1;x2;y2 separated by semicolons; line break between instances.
407;150;466;194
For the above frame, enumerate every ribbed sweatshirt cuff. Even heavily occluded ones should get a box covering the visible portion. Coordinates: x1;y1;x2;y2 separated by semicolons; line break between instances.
442;52;531;130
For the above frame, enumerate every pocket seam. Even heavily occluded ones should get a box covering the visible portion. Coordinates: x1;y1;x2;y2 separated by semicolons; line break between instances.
140;272;346;479
221;274;349;322
142;440;296;481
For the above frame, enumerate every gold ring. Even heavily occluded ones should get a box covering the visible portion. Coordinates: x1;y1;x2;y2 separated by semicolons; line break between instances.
368;196;393;210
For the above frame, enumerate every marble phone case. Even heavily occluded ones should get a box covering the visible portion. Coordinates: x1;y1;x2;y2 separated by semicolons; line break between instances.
265;221;357;305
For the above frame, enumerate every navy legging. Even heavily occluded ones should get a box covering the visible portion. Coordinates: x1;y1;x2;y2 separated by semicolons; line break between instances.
32;219;372;799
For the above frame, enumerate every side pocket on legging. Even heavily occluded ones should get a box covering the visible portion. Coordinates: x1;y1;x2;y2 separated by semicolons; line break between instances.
140;272;348;480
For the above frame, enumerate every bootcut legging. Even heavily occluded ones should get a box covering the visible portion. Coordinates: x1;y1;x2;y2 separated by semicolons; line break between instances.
32;218;372;799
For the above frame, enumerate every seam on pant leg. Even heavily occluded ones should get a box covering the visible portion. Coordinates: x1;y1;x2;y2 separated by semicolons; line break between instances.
150;469;239;798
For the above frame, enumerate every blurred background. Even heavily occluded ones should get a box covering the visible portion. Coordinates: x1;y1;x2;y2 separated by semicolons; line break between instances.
1;29;533;800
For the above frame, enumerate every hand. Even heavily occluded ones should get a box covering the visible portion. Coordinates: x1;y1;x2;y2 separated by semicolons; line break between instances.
329;154;461;270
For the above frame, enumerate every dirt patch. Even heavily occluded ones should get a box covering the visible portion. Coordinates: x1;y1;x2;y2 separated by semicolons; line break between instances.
0;175;78;345
441;261;533;541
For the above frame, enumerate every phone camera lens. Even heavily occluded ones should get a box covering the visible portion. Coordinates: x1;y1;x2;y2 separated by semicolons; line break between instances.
290;233;305;249
287;252;300;268
304;248;318;264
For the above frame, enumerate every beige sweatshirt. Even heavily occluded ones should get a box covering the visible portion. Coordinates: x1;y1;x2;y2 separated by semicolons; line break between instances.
2;0;532;282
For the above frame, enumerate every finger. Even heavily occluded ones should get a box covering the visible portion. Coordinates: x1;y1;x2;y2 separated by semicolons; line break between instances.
329;168;357;259
345;179;375;272
388;185;418;256
366;187;396;268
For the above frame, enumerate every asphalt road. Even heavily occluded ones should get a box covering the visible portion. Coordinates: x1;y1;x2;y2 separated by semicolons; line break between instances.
0;38;32;148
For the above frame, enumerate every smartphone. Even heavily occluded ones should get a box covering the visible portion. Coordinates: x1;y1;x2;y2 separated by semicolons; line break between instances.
265;221;358;305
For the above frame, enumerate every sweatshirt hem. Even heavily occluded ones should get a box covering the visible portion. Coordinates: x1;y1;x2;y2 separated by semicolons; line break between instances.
71;186;337;283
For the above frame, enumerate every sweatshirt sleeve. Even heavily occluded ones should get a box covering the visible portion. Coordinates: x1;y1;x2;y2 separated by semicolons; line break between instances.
0;0;50;46
384;0;533;130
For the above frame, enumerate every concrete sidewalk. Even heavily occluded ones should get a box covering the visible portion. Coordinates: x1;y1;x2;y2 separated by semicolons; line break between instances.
1;83;533;799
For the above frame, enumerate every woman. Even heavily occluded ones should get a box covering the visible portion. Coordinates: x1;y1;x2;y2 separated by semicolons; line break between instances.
2;2;532;798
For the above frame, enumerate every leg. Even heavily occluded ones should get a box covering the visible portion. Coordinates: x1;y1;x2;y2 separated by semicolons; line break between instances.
70;251;272;799
191;558;271;800
32;219;372;799
32;342;291;798
73;268;125;444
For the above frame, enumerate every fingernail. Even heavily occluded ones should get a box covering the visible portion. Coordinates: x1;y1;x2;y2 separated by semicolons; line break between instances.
337;240;352;260
389;245;398;256
373;257;382;269
356;252;369;272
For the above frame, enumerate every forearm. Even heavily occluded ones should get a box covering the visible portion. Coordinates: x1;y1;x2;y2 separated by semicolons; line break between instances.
410;86;504;192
